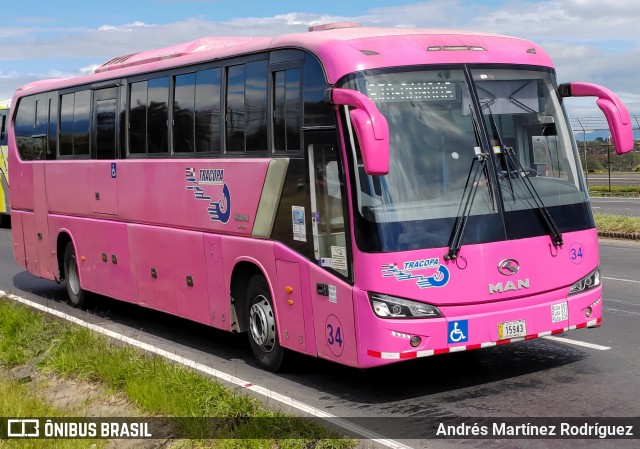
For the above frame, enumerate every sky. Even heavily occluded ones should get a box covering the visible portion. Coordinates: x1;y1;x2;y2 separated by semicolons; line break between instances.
2;0;640;125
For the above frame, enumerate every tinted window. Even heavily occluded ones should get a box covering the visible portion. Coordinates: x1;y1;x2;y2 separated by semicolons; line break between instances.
147;77;169;153
174;73;196;153
15;96;38;159
285;69;301;152
73;90;91;156
34;98;47;136
245;61;268;152
59;94;74;156
95;87;118;160
274;71;286;152
129;81;148;154
195;68;221;153
47;95;58;159
273;67;301;152
226;64;245;152
304;54;334;128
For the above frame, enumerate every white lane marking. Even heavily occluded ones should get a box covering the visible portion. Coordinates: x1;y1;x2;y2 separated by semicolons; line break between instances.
0;290;413;449
602;276;640;284
604;298;640;308
605;307;640;318
543;335;611;351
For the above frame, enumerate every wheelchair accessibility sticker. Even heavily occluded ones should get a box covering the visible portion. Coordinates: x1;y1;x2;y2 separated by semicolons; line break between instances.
448;320;468;344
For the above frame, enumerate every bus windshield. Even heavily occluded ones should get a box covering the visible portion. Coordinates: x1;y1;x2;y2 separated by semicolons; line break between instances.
345;66;590;253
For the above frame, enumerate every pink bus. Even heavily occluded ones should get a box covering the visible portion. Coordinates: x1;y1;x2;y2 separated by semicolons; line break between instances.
8;24;633;371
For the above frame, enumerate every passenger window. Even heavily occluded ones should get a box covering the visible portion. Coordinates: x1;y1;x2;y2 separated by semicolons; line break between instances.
94;87;118;160
195;68;222;153
129;81;147;154
273;68;301;152
128;77;169;155
174;73;196;153
226;64;245;152
245;61;268;152
147;77;169;153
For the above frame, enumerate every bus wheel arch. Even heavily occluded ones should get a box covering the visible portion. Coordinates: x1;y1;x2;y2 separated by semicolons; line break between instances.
229;261;286;371
56;233;87;308
56;232;73;283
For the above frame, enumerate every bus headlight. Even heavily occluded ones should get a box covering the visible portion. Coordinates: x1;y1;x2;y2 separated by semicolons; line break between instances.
569;268;600;295
369;293;442;318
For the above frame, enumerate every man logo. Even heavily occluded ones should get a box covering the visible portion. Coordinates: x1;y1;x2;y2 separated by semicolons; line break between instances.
498;258;520;276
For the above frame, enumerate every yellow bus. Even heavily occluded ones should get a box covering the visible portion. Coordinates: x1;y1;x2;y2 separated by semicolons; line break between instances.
0;99;9;224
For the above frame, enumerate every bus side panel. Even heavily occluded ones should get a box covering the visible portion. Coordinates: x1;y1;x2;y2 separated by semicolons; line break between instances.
273;244;317;357
21;212;39;276
34;163;54;280
77;219;137;303
129;224;210;324
220;236;278;334
274;261;308;353
46;161;93;216
309;264;358;367
7;149;34;212
90;162;118;215
116;160;268;235
10;211;26;269
204;234;229;331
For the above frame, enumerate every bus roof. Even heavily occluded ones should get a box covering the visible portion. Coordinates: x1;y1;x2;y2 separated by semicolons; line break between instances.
14;24;553;98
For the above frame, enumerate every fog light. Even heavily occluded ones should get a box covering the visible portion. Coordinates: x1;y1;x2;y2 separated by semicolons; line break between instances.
585;307;592;318
410;336;421;347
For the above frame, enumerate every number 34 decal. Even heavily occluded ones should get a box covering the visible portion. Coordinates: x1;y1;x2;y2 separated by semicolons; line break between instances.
570;242;584;265
325;314;345;357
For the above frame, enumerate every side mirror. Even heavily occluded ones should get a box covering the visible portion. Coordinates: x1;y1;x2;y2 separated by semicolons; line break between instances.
325;88;389;175
558;82;634;155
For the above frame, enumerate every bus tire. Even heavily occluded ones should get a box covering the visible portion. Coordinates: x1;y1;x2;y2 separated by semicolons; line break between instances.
63;242;86;308
246;274;285;372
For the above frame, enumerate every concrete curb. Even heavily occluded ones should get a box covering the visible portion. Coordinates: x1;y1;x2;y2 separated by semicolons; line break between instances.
598;231;640;240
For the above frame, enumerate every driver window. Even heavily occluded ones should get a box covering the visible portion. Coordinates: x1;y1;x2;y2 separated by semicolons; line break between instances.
309;141;348;277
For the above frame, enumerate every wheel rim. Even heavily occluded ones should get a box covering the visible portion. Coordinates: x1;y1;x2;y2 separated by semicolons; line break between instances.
249;294;276;353
68;255;81;296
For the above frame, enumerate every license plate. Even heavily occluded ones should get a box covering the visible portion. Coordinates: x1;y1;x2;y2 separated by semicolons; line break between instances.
498;319;526;340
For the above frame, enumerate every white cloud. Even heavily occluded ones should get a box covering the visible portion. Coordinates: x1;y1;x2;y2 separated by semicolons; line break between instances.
1;1;639;118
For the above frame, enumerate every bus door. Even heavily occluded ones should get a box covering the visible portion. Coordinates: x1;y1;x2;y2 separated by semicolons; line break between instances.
91;86;119;215
306;131;358;366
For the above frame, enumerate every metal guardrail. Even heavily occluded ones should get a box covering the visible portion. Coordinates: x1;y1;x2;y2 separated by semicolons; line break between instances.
570;115;640;136
570;115;640;190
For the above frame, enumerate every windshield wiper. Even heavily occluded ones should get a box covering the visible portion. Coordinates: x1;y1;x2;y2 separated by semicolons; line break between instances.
501;146;563;247
485;105;564;248
445;149;489;261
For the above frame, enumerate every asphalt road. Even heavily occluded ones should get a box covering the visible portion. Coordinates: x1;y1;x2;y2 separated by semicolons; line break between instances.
0;227;638;449
590;197;640;216
586;172;640;187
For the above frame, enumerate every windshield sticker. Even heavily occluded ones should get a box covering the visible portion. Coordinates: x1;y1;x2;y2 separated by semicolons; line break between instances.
382;258;451;289
292;206;307;242
185;168;231;223
331;246;348;271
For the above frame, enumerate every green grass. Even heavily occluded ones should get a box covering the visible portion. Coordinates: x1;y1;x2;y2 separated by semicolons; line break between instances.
0;299;356;448
589;185;640;196
594;213;640;235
